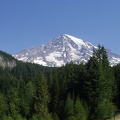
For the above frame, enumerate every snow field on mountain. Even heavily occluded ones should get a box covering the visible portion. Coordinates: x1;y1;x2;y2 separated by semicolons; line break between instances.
13;34;120;67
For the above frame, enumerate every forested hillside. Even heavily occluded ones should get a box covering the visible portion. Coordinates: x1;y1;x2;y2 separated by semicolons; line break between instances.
0;46;120;120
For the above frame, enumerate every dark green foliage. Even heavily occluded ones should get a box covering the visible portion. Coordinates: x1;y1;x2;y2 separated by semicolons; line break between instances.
0;47;119;120
0;93;7;119
113;64;120;108
85;45;116;119
33;73;51;119
96;99;116;119
65;94;88;120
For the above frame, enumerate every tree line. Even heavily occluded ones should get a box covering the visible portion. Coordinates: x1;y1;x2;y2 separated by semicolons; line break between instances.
0;46;120;120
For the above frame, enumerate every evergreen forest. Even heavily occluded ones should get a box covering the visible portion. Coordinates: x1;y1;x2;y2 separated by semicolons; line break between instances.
0;46;120;120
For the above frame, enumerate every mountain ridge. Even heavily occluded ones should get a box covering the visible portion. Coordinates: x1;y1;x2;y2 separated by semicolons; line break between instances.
0;50;16;68
13;34;120;67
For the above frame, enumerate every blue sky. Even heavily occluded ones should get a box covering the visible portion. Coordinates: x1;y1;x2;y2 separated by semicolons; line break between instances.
0;0;120;55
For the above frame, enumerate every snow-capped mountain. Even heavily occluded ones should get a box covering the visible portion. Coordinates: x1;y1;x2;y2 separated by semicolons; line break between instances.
13;34;120;67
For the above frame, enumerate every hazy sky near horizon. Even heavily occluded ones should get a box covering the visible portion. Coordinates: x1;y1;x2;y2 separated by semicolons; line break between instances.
0;0;120;55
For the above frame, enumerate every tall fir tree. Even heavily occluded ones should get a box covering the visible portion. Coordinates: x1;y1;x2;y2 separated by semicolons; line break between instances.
85;45;116;119
34;73;52;120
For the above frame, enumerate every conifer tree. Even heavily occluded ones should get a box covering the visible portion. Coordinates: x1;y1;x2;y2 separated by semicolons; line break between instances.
85;45;116;119
113;64;120;108
65;94;88;120
74;97;88;120
95;46;116;119
34;73;52;120
50;70;60;114
65;94;74;119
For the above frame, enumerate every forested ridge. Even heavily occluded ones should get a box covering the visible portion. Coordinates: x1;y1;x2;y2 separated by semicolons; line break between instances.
0;46;120;120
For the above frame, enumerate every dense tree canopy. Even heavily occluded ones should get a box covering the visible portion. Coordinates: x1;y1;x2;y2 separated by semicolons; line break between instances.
0;46;120;120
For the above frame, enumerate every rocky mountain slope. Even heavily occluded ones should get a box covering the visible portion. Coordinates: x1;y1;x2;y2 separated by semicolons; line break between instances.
0;50;16;68
13;34;120;67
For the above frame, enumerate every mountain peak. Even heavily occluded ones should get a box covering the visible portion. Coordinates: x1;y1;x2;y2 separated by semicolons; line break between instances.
13;34;120;67
58;34;84;42
53;34;87;49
